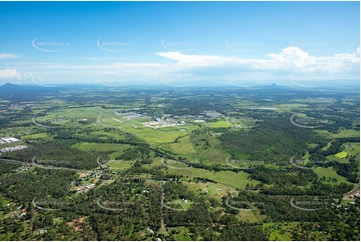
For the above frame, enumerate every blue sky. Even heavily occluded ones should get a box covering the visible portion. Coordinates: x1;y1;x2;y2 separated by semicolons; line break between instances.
0;1;359;86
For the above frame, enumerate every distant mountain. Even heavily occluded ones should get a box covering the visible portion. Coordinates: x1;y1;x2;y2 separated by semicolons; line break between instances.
0;82;62;102
250;83;288;90
1;83;20;88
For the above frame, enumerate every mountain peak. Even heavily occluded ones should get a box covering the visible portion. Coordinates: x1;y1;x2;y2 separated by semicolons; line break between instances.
2;83;19;87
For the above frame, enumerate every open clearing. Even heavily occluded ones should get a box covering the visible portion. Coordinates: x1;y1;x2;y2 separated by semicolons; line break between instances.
335;151;348;159
314;167;353;185
73;142;132;152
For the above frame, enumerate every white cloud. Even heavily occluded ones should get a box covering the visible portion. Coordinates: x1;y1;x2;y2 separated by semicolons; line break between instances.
4;46;359;84
155;47;360;75
268;47;314;61
155;51;232;66
0;53;19;59
0;68;21;79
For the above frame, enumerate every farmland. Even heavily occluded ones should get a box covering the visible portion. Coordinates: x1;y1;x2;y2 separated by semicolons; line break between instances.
0;83;359;241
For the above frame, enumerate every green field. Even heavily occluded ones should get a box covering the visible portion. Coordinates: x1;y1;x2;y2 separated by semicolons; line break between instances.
335;151;348;159
210;120;231;128
238;209;260;223
35;107;98;128
159;135;230;164
99;115;198;145
168;167;259;189
73;142;132;152
106;160;133;170
184;182;236;199
191;169;259;189
160;136;196;155
342;142;360;157
316;128;360;139
326;142;360;164
314;167;352;185
164;159;191;169
170;227;192;241
21;132;49;140
166;199;194;210
263;222;295;241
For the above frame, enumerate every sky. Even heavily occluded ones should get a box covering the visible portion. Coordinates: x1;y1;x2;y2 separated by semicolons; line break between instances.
0;1;359;87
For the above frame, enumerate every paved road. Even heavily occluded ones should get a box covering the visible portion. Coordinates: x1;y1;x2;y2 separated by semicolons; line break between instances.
161;181;169;236
0;158;32;165
344;183;360;197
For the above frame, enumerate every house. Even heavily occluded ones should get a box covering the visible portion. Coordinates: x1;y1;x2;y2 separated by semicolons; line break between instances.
85;184;96;189
77;184;96;193
1;137;20;143
1;145;27;153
